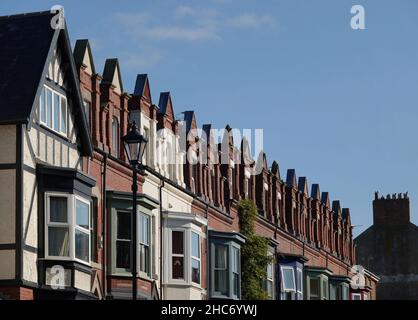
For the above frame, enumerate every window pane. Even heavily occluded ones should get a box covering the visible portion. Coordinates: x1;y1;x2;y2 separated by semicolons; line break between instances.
84;101;90;128
47;89;52;127
282;268;296;291
140;214;149;245
192;258;200;284
172;231;184;254
322;278;328;298
215;269;228;295
117;212;131;240
233;273;239;296
50;196;67;223
48;226;69;256
75;229;89;262
297;269;303;291
309;278;320;298
172;256;184;279
60;97;67;134
40;87;46;123
267;262;273;279
117;241;131;269
112;118;118;156
214;245;227;269
53;92;60;131
232;247;239;273
76;199;89;229
139;244;149;275
191;232;200;258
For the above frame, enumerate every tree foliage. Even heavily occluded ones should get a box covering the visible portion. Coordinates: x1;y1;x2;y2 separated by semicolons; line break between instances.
238;199;271;300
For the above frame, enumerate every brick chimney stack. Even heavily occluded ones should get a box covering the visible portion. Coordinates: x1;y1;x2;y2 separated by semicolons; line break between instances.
373;191;410;226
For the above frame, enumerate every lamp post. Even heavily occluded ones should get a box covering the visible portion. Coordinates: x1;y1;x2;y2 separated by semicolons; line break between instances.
122;121;148;300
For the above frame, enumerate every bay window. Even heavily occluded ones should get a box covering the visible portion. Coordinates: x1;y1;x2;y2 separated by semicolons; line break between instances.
45;193;90;264
209;231;245;300
39;85;67;136
305;267;331;300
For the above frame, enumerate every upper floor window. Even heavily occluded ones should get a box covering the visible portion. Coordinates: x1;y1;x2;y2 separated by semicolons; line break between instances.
172;230;185;280
281;266;296;295
139;213;151;277
209;231;245;300
45;193;90;264
191;232;201;284
40;86;67;136
112;117;119;157
265;259;274;299
84;100;91;129
116;211;131;270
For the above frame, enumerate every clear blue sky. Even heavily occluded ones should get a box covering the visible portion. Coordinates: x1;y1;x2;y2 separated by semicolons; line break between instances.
2;0;418;235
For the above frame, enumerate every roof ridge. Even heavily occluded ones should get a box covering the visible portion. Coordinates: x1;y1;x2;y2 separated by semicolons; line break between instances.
0;10;53;21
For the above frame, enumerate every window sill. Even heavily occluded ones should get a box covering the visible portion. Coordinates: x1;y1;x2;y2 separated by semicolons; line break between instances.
39;123;71;143
43;256;91;268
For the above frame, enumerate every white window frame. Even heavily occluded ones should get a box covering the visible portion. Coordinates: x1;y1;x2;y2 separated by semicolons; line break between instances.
352;293;362;300
39;85;68;137
44;192;91;266
191;231;201;285
281;266;296;292
74;196;91;264
266;260;274;299
138;212;151;278
297;268;303;294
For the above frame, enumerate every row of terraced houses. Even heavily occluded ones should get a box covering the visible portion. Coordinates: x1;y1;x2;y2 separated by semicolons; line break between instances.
0;10;378;300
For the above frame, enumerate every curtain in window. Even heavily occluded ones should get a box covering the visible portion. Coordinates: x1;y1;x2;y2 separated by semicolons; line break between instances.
172;231;184;279
117;212;131;269
48;227;69;256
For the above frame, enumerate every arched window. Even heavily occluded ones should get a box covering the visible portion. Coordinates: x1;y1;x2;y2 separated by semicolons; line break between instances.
112;117;119;157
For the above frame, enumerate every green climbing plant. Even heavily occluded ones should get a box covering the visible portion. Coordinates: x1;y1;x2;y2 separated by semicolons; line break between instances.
238;199;271;300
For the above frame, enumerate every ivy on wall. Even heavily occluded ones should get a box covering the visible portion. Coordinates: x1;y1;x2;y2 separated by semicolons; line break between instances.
238;199;271;300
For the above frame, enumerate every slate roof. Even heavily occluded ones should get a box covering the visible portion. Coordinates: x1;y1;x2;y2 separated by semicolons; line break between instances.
0;11;55;124
158;92;170;114
311;184;321;200
133;74;148;96
298;177;309;196
286;169;297;187
0;10;92;155
102;58;123;92
73;39;96;74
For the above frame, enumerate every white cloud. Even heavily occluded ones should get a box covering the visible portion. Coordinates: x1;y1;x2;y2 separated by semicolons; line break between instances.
144;26;219;41
226;13;277;29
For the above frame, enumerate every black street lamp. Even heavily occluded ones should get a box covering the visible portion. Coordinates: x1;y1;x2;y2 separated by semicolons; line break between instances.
122;121;148;300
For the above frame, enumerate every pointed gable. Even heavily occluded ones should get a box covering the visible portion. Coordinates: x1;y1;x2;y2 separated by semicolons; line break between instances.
332;200;342;218
342;208;351;223
73;39;96;75
271;161;281;179
311;184;321;200
158;92;174;119
286;169;297;187
102;58;123;94
182;110;197;135
321;192;330;207
0;10;92;154
298;177;309;196
133;74;152;102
